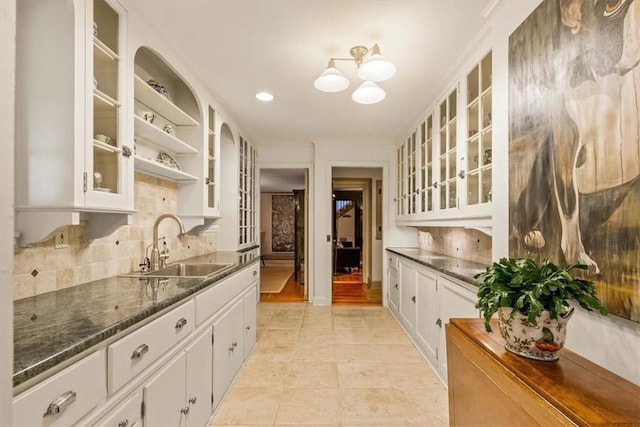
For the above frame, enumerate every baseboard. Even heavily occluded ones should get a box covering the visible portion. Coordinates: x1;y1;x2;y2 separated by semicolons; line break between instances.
370;280;382;289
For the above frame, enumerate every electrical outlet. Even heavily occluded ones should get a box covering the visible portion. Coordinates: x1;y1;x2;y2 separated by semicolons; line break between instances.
54;227;69;249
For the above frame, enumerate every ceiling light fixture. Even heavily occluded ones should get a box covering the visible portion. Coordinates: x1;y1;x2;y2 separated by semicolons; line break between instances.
314;44;395;105
255;91;274;102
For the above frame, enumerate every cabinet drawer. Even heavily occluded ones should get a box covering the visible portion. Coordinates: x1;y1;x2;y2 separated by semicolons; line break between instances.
195;268;249;325
93;391;142;427
107;300;195;394
13;350;106;427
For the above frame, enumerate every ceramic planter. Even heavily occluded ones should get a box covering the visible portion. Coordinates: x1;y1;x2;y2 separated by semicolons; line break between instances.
497;307;574;361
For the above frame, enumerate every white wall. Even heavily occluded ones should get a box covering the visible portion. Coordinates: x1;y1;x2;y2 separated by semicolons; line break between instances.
491;0;640;386
1;0;15;421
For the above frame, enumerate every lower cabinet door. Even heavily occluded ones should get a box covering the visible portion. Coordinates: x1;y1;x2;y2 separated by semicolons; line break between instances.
438;275;479;382
416;268;438;366
399;262;417;330
185;330;213;427
388;267;399;313
243;285;257;360
143;352;186;427
212;299;244;409
95;391;143;427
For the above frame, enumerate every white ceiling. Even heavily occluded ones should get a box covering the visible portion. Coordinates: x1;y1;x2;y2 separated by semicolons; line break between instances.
128;0;494;146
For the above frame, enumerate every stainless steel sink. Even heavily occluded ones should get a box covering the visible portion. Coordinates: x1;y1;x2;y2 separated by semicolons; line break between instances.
122;263;231;278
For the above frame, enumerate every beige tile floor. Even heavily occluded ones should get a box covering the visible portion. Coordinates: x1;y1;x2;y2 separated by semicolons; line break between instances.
210;303;449;426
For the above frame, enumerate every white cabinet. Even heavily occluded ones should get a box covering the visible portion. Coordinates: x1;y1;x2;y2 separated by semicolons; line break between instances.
395;50;492;228
415;268;438;366
108;300;195;394
15;0;133;245
387;254;400;314
94;391;143;427
212;299;245;409
143;352;186;426
141;325;212;427
243;285;258;360
436;275;479;381
391;252;479;385
398;261;417;330
218;136;257;250
184;329;214;427
13;350;106;427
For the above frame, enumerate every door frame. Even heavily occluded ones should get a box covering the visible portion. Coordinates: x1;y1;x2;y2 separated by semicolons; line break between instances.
331;177;372;285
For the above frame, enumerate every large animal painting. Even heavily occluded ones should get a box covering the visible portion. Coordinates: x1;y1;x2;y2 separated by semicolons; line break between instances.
509;0;640;322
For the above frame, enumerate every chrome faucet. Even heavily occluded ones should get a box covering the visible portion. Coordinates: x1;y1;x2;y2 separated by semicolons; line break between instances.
150;214;185;271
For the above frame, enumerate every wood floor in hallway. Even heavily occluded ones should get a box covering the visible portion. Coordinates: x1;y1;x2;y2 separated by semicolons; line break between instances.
259;268;382;306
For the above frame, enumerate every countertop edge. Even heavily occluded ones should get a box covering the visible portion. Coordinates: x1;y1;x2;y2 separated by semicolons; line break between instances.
386;247;484;287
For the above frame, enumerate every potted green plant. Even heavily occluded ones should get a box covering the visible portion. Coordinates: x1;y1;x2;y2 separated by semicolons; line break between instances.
475;257;608;361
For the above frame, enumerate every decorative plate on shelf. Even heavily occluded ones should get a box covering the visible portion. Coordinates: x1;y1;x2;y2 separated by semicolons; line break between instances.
147;78;169;98
158;152;180;170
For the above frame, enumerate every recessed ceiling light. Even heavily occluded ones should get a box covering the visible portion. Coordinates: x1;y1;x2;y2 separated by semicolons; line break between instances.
255;92;274;102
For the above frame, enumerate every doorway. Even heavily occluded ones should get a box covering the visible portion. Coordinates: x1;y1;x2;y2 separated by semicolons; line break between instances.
331;170;383;305
259;168;308;303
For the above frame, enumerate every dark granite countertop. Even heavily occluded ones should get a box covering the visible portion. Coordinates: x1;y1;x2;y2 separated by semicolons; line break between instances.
386;247;488;286
13;250;259;389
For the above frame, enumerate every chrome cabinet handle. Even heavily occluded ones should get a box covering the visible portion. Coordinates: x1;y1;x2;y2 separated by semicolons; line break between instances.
118;419;129;427
253;270;258;276
394;283;399;289
436;318;442;327
175;318;188;329
411;296;416;303
181;407;190;415
189;396;197;405
246;325;251;330
43;390;76;417
229;341;238;352
131;343;149;359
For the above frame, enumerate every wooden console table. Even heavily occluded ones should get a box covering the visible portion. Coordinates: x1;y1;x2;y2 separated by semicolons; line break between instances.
446;318;640;426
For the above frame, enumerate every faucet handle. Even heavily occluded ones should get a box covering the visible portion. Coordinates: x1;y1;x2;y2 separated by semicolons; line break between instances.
139;257;151;273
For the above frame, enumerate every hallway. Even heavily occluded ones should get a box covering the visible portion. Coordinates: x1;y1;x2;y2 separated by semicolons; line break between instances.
210;303;449;426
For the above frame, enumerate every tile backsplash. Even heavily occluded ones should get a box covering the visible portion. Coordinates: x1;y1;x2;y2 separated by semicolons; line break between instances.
417;226;492;265
13;173;217;300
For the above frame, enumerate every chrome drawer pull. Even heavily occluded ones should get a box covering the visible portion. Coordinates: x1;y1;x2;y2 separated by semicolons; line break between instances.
118;419;129;427
189;396;197;404
131;343;149;359
246;325;251;330
43;390;76;417
253;270;258;276
175;318;188;329
181;407;190;415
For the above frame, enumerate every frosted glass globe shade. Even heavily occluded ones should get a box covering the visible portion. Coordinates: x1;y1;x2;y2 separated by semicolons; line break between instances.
314;67;350;92
352;81;386;104
357;53;396;82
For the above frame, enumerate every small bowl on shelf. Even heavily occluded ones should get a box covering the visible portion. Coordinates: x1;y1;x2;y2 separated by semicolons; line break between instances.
147;79;169;98
158;152;180;170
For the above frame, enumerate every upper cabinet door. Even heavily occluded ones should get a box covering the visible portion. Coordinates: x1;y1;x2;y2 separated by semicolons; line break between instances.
465;51;493;208
86;0;133;210
437;88;458;211
15;0;133;245
238;137;257;249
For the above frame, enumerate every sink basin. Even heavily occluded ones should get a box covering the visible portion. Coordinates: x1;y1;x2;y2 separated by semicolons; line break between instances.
122;263;231;278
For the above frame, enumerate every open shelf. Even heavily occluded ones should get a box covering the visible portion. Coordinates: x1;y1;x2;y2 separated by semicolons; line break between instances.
134;75;199;126
94;90;120;110
134;155;198;182
93;139;122;153
94;37;119;62
134;115;198;154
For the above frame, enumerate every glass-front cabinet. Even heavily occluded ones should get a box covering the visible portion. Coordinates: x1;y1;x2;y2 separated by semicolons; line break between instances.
90;0;128;201
395;50;492;226
438;89;458;210
420;116;434;213
465;52;492;207
238;137;257;248
207;106;218;212
15;0;133;245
